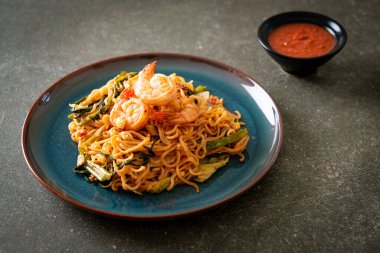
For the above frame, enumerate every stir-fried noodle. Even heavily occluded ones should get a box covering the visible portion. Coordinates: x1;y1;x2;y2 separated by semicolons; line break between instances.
68;62;249;194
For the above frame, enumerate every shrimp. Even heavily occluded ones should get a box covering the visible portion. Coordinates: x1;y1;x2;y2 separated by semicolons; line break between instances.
110;98;150;131
150;103;199;124
134;61;177;106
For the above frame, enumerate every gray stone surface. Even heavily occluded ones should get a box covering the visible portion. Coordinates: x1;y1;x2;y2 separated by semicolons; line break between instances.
1;0;379;252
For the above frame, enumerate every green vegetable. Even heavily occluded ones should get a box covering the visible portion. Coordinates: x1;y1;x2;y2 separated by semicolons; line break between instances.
206;128;248;150
195;85;207;93
78;133;100;153
67;113;75;120
85;160;112;182
69;97;99;113
78;110;100;126
98;180;113;188
196;154;230;182
97;152;116;175
98;152;116;161
77;96;113;126
73;95;88;105
69;105;92;113
149;178;171;193
75;138;159;188
114;71;138;85
74;153;115;186
69;71;137;123
73;166;89;175
113;71;138;98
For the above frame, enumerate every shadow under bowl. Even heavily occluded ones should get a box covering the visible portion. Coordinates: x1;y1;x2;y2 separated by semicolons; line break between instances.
258;11;347;76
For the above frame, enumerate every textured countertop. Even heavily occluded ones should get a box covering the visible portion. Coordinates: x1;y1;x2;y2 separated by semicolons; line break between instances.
1;0;379;252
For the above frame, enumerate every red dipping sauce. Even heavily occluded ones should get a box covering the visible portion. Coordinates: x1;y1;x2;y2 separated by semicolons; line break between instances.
268;23;336;58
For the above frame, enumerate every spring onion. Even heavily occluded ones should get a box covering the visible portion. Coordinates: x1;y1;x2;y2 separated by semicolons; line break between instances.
72;95;88;105
78;133;100;153
115;71;138;85
77;96;113;126
206;128;248;150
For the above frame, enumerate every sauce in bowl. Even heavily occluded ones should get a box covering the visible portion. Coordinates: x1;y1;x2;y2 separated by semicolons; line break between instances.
268;23;336;58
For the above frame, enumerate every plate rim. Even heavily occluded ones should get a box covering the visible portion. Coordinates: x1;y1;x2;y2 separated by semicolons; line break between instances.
21;52;283;220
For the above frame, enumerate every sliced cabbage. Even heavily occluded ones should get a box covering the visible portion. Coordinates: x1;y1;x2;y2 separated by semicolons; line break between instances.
196;155;230;182
148;177;172;193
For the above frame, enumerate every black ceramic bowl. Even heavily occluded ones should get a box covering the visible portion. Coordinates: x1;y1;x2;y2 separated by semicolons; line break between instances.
258;11;347;75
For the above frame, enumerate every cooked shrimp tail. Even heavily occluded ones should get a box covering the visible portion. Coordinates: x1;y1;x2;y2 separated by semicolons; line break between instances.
150;105;199;124
141;61;157;80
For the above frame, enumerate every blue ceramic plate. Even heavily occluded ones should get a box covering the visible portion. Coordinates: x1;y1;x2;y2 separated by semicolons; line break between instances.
22;53;283;220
